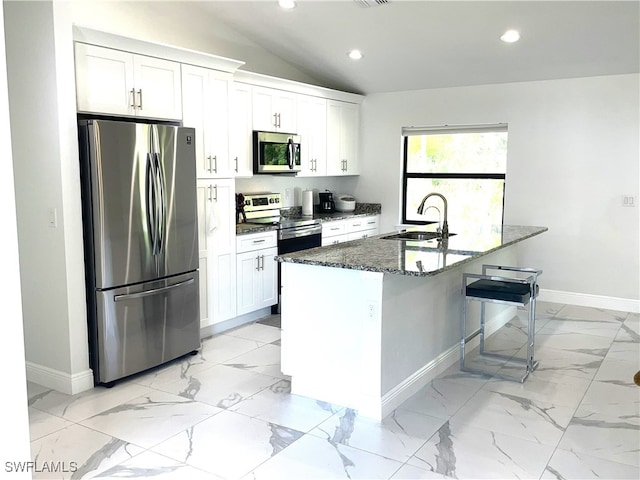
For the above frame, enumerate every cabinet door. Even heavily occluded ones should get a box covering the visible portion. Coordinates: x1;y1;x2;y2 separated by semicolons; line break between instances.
209;179;236;323
200;179;236;325
229;83;253;177
252;86;276;131
341;101;359;175
134;55;182;120
326;100;343;175
274;90;297;132
252;86;296;132
207;71;231;177
297;95;327;177
75;43;135;116
236;251;260;316
326;100;359;176
258;247;278;308
236;247;278;316
196;180;212;327
183;66;210;177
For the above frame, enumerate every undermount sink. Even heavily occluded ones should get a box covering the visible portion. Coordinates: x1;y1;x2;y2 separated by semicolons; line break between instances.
382;231;457;241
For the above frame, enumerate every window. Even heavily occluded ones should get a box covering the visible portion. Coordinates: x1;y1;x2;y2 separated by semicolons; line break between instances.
402;124;507;236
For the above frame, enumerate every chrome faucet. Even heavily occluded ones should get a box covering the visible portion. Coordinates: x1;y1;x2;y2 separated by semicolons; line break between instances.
417;193;449;237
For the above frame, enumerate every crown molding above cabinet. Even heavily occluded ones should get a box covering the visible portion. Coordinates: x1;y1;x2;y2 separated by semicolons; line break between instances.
72;25;246;74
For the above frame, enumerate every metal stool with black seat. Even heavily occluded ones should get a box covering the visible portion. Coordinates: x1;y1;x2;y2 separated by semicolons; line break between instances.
461;265;542;383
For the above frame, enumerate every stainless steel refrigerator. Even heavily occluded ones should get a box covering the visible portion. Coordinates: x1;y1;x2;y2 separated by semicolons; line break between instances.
78;119;200;386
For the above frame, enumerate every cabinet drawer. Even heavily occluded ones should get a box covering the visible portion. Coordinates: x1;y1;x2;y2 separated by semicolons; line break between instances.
236;231;277;253
363;216;379;230
347;229;378;241
322;221;346;237
346;215;379;233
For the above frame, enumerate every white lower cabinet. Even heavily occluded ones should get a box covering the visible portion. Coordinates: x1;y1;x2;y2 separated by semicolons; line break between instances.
236;232;278;316
322;215;380;246
197;179;236;329
321;220;348;246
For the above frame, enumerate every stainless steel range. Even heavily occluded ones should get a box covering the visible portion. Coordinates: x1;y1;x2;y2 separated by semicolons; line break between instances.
241;193;322;312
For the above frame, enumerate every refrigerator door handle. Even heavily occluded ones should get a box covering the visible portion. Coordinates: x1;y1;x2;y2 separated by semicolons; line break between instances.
145;152;158;255
113;278;195;302
154;152;166;255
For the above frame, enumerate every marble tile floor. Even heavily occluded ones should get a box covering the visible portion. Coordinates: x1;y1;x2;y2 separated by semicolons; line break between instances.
26;302;639;479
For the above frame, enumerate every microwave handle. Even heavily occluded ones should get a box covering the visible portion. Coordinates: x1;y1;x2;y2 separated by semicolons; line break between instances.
287;138;294;170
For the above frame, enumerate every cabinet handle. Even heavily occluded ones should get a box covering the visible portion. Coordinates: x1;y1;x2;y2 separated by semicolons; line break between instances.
207;185;213;202
256;255;260;271
213;185;218;201
137;89;143;110
212;155;217;173
260;254;265;271
253;239;266;244
367;221;376;225
206;156;212;173
130;89;136;109
273;113;278;129
277;113;282;128
234;156;238;173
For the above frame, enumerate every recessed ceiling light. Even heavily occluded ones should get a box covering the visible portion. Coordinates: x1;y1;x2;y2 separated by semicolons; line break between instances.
278;0;296;9
348;49;363;60
500;30;520;43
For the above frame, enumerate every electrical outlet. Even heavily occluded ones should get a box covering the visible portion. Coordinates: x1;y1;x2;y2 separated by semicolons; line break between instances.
622;195;637;207
367;303;375;318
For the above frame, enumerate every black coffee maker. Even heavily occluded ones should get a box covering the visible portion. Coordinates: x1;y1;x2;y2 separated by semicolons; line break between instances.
318;190;335;213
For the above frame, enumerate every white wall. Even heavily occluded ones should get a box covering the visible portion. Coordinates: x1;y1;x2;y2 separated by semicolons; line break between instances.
236;175;359;207
356;74;640;306
0;3;31;471
4;0;91;393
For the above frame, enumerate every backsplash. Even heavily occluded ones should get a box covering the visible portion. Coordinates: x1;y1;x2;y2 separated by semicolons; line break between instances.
280;203;381;218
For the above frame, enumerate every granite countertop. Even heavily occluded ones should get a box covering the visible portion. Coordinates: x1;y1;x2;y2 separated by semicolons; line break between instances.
235;223;278;235
275;225;548;277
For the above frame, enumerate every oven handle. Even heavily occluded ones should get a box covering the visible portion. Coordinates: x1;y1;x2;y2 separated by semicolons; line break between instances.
278;224;322;241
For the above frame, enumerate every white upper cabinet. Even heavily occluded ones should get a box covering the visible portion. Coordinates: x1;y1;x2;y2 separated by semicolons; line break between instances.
229;83;254;177
182;65;232;178
326;100;359;176
252;86;297;132
75;43;182;120
296;95;327;177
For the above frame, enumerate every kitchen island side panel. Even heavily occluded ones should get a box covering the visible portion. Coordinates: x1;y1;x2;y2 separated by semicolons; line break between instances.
380;245;518;396
281;262;384;417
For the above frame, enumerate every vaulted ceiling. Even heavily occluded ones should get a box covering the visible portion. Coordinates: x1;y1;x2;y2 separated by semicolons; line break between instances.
197;0;640;94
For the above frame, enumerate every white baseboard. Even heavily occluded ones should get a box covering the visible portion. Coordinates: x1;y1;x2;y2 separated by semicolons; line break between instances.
380;307;515;418
25;361;94;395
200;307;273;340
539;289;640;313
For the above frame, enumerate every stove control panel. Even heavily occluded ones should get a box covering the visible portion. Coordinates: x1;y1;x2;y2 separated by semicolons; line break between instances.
243;193;281;212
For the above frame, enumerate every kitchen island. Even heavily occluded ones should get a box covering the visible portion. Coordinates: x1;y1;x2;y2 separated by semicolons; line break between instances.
276;225;547;420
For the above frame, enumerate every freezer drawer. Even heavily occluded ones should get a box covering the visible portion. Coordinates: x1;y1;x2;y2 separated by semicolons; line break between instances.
94;271;200;384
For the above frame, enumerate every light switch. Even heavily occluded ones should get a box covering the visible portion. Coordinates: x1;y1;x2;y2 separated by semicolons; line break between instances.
48;207;57;228
622;195;637;207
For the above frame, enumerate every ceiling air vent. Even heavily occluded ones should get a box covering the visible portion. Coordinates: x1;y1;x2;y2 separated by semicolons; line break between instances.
354;0;390;7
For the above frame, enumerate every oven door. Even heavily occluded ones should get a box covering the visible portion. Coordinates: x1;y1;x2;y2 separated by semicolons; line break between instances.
278;224;322;253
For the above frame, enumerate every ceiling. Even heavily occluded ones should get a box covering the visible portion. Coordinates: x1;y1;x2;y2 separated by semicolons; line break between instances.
198;0;639;94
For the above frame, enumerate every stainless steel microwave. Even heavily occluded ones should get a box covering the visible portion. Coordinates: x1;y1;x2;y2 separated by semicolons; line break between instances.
253;131;301;174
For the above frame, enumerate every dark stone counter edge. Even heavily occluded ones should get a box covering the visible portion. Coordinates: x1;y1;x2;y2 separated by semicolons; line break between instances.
275;226;548;278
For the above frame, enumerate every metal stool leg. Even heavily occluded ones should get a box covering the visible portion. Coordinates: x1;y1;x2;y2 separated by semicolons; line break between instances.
479;301;487;355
